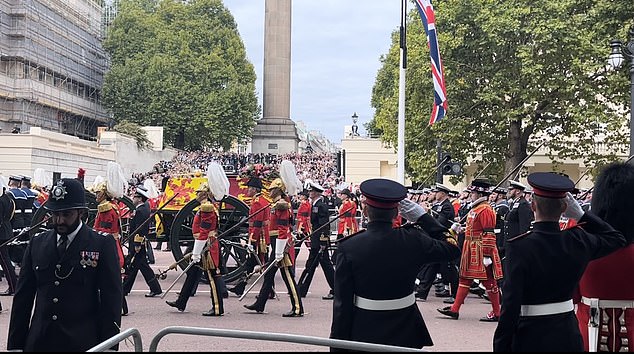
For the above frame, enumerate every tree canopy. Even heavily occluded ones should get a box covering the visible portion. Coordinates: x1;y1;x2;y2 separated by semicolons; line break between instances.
370;0;634;183
102;0;260;151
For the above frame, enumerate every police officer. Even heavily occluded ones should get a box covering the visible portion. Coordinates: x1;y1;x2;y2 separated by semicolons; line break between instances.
122;185;162;298
504;180;533;248
0;177;17;297
493;172;626;352
297;181;336;300
330;178;460;349
7;178;122;351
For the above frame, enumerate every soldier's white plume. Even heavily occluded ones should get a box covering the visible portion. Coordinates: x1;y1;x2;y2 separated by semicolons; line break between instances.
92;175;105;190
106;161;127;199
280;160;302;196
207;161;229;200
33;168;51;188
143;179;159;199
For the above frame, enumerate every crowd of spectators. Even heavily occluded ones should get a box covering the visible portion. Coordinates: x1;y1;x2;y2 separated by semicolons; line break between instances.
127;151;344;197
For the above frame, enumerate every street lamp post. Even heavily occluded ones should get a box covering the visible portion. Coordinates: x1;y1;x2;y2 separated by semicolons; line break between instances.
609;26;634;158
351;112;359;137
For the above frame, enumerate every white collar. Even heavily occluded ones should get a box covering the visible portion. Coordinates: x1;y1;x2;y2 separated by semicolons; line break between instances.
57;221;83;244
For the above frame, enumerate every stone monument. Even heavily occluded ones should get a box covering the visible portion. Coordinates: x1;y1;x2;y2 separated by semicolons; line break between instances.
251;0;300;154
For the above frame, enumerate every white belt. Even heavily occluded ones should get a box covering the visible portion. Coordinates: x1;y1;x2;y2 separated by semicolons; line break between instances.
354;293;415;311
14;210;32;214
581;296;634;309
520;299;574;317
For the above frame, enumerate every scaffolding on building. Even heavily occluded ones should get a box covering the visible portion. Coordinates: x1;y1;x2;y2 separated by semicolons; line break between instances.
0;0;111;140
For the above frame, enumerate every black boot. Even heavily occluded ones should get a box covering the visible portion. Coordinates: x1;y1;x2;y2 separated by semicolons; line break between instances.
166;300;186;312
228;281;246;296
243;302;265;313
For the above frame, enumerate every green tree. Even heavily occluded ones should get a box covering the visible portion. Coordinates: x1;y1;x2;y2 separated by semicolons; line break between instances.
112;120;154;150
371;0;634;183
102;0;260;150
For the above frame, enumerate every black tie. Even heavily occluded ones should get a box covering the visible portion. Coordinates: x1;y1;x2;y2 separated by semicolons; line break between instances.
58;234;68;258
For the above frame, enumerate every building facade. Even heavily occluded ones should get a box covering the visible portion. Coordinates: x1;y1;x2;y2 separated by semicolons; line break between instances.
0;0;109;138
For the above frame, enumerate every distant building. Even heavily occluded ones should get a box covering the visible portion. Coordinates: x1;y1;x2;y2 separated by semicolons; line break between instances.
0;0;109;139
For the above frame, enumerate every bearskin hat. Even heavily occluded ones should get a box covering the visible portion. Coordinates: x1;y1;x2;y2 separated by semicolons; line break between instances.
592;162;634;243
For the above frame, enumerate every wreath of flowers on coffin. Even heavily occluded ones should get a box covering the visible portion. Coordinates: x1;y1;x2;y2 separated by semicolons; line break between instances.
238;163;280;182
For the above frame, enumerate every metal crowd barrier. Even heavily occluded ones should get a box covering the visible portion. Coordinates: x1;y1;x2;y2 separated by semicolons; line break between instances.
148;326;425;352
87;328;143;352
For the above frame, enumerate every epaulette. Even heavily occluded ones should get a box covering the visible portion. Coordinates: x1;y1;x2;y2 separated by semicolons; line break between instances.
96;231;111;238
336;229;366;243
507;231;531;242
32;230;47;238
396;222;421;231
98;202;112;213
273;199;290;211
200;203;215;213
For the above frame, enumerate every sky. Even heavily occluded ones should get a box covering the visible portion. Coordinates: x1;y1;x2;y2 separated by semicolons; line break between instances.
223;1;401;145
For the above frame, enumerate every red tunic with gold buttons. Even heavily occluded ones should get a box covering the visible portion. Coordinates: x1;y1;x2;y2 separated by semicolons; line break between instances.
459;201;503;280
337;199;358;236
249;193;271;260
269;196;295;266
94;200;124;269
296;199;312;235
192;202;219;269
576;244;634;352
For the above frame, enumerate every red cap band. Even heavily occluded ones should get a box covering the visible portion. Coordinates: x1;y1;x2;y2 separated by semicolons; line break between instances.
532;187;566;198
364;198;399;209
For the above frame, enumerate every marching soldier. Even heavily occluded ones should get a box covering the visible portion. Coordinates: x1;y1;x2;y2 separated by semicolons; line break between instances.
504;180;534;244
297;181;336;300
294;190;312;261
575;163;634;352
227;176;270;297
490;187;510;258
330;178;460;349
493;172;626;352
430;184;458;301
20;176;36;224
7;178;122;351
6;175;28;268
438;179;503;322
166;183;224;316
336;188;358;238
122;186;162;298
244;177;304;317
0;177;17;297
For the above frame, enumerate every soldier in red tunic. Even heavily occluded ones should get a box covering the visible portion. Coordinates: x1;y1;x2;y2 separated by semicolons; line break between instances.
92;183;125;270
166;183;223;316
336;189;358;237
438;179;503;322
576;163;634;352
227;177;270;296
244;177;304;317
295;190;312;261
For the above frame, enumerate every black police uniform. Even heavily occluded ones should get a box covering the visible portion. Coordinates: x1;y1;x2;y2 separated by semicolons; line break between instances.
0;192;17;294
493;173;627;352
330;179;461;349
297;193;335;298
7;178;122;352
122;200;162;296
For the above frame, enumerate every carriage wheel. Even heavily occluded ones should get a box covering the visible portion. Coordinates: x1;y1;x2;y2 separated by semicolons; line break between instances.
169;196;251;283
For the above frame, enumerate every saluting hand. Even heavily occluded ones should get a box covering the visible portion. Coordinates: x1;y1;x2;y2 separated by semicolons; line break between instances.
399;199;427;223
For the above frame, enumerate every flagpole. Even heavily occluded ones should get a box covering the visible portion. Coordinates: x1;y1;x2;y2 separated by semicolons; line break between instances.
397;0;407;184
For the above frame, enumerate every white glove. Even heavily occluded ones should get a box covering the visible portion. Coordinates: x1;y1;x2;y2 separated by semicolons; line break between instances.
191;239;206;263
398;198;427;222
450;222;462;234
483;257;492;267
275;238;287;261
247;243;255;253
563;192;584;220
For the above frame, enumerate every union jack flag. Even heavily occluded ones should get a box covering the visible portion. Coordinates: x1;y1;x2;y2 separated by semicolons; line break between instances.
414;0;448;125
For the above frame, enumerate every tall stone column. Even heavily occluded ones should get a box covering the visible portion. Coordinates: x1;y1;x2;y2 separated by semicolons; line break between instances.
251;0;299;154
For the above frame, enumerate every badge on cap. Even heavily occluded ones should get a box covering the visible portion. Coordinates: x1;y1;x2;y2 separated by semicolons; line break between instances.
51;180;68;200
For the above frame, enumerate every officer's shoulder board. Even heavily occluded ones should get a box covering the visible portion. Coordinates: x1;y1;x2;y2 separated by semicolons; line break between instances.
94;230;112;238
32;230;48;239
337;229;366;244
507;230;531;242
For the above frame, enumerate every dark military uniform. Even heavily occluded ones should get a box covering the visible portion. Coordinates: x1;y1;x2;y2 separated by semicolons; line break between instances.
298;186;335;298
504;196;533;245
493;200;510;257
330;179;460;349
493;173;626;352
0;191;17;294
7;178;122;352
123;198;162;296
